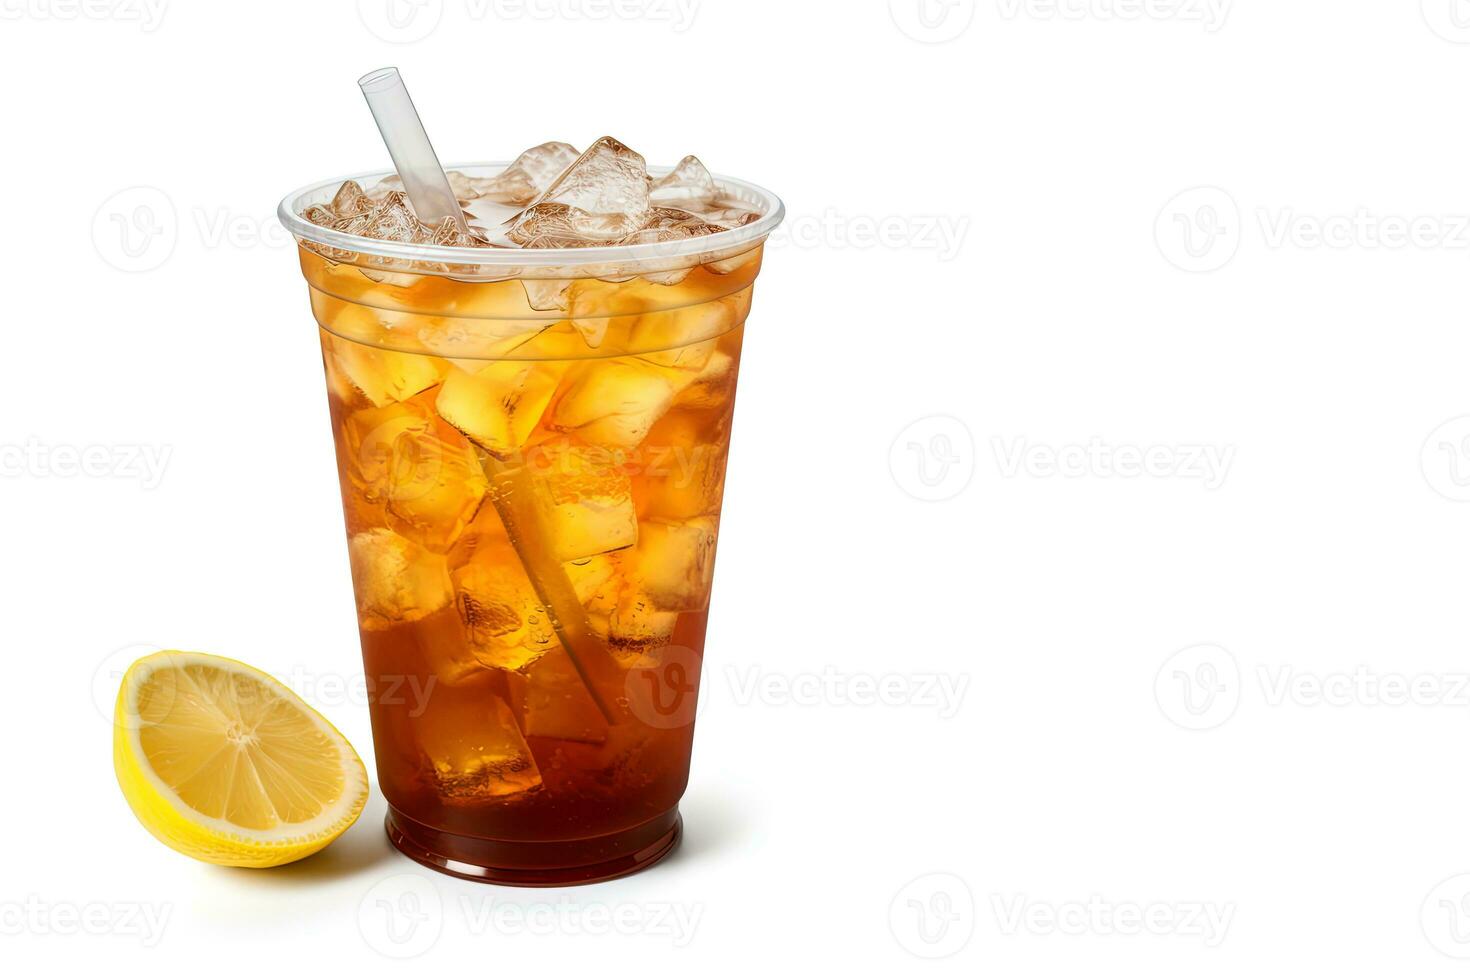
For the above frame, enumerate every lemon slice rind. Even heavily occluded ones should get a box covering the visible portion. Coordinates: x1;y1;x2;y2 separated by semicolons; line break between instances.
114;650;369;868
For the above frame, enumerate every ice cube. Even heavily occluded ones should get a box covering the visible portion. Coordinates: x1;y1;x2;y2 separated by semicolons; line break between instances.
471;142;580;206
348;528;455;631
362;191;423;243
520;278;572;313
452;537;558;671
383;420;488;554
385;605;485;687
535;136;650;219
330;180;371;218
675;349;737;411
705;246;763;275
303;204;337;229
697;206;762;228
506;645;609;744
564;280;642;349
566;554;618;603
624;517;719;612
524;442;637;562
506;202;645;248
339;399;433;530
629;295;742;370
427;215;477;247
649;155;718;206
414;317;548;370
607;589;679;664
323;321;446;408
638;206;728;236
636;412;729;521
502;137;652;247
417;691;542;804
550;360;683;449
435;360;561;458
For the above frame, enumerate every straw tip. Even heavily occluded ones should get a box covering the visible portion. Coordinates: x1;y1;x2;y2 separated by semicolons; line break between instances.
358;67;402;92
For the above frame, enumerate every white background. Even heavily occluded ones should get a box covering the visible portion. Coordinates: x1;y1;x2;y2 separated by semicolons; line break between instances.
4;0;1470;975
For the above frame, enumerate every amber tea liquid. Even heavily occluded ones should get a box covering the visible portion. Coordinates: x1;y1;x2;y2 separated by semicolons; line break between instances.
302;245;761;884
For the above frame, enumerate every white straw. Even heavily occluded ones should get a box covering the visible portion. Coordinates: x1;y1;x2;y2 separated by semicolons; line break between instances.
357;67;470;234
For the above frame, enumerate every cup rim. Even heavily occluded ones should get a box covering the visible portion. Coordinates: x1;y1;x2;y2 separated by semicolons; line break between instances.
277;161;785;270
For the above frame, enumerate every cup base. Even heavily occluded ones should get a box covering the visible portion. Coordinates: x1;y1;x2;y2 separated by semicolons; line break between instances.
384;805;682;886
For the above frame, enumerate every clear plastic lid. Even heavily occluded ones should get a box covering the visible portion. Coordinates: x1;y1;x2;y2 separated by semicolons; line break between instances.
277;162;785;281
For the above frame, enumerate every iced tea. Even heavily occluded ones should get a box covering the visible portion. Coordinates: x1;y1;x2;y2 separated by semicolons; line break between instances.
283;140;779;884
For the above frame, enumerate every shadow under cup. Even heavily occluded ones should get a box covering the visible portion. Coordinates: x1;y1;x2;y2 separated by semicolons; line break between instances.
279;165;782;885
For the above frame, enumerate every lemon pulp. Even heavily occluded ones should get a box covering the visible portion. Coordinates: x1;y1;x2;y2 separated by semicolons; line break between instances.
114;651;368;867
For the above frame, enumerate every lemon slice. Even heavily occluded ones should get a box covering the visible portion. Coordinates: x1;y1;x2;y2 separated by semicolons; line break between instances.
114;650;369;868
